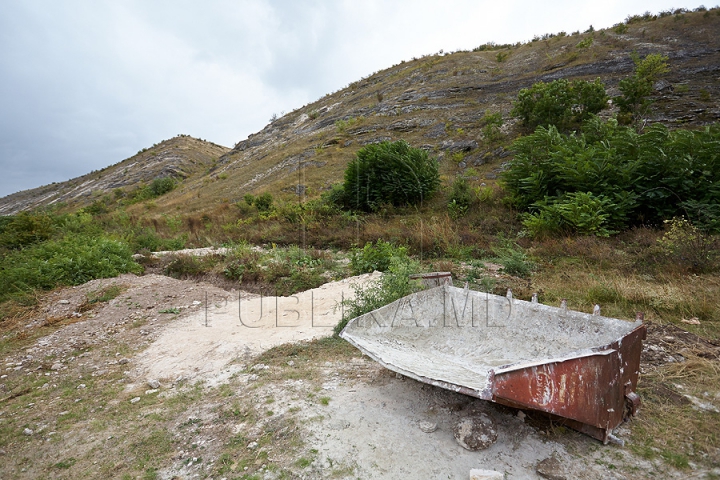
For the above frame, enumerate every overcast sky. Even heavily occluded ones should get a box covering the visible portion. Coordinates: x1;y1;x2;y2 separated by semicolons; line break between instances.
0;0;708;199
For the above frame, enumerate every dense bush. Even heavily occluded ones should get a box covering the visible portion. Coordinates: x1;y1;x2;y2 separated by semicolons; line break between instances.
522;192;615;237
124;177;177;204
343;140;440;211
126;229;186;252
511;78;608;131
319;184;348;210
254;192;274;212
0;212;55;249
223;245;262;282
0;235;141;301
149;177;176;197
502;118;720;235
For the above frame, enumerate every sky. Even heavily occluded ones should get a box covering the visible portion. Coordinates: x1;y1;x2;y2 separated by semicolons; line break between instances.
0;0;710;198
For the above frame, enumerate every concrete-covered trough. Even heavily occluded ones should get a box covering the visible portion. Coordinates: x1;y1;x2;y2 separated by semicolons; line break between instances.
340;283;646;443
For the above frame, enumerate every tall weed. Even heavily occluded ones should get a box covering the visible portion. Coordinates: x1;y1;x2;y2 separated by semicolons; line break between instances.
350;239;408;274
335;257;422;335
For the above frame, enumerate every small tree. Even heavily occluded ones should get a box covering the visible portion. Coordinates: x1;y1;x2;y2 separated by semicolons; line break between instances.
149;177;176;197
615;53;670;127
344;140;440;211
447;176;473;219
511;78;608;131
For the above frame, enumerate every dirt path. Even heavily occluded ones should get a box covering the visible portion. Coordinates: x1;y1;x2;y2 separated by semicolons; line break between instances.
132;272;380;386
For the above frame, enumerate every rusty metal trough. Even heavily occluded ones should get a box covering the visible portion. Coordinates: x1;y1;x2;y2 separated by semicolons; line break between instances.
340;282;646;444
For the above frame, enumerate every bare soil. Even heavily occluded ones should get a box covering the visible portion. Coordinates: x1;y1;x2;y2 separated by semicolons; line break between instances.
1;272;719;479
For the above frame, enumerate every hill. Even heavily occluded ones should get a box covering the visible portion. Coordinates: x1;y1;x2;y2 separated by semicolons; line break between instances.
1;11;719;219
138;10;719;216
0;135;229;215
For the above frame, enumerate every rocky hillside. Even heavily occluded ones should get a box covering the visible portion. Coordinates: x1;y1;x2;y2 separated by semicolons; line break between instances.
2;10;719;217
0;135;229;215
141;10;720;216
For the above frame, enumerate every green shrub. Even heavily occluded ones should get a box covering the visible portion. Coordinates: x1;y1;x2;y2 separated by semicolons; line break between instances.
613;23;629;34
576;37;593;49
274;269;325;296
523;192;615;237
163;235;187;251
223;246;262;282
350;239;408;275
511;78;608;131
254;192;274;212
344;140;440;211
224;245;334;295
0;212;55;249
521;206;563;238
128;230;165;252
335;117;359;133
447;177;473;219
491;240;534;278
318;183;347;210
163;255;211;278
335;257;422;335
125;177;177;204
243;194;256;206
482;111;504;142
615;53;669;125
502;119;720;234
85;199;109;215
59;212;99;235
0;236;140;301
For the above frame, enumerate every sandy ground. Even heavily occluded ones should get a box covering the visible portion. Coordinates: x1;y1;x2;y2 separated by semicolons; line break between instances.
132;272;381;386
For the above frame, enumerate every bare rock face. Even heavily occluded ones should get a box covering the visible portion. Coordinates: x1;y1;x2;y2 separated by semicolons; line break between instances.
453;414;497;451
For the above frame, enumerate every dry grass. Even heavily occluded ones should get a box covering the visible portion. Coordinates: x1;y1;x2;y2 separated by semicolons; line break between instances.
532;262;720;339
631;354;720;469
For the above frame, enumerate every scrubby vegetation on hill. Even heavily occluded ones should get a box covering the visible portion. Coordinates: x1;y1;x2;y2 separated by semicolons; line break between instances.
503;120;720;236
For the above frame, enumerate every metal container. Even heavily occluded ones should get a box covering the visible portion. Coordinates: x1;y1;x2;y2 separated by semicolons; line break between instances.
340;283;646;443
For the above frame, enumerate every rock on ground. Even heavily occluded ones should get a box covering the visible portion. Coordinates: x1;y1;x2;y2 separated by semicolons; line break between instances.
453;414;498;451
536;455;567;480
469;469;504;480
418;421;437;433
